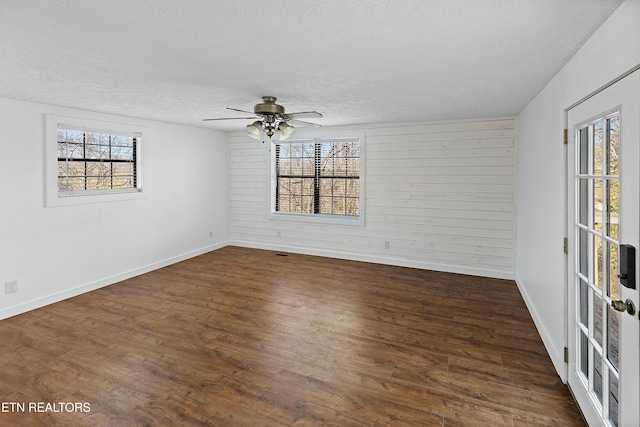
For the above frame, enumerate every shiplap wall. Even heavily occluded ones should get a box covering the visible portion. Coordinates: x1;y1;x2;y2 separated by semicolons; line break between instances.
228;117;515;279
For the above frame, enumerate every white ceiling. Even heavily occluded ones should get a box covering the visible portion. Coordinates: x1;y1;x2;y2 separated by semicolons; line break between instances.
0;0;624;131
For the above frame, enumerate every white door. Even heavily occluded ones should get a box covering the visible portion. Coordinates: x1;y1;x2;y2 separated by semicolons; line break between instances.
567;70;640;427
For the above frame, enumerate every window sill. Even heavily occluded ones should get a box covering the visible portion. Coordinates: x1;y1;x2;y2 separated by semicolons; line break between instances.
268;211;365;227
47;189;146;207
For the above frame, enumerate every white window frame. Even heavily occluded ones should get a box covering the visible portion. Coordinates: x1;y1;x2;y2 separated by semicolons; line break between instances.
269;129;365;226
45;114;146;207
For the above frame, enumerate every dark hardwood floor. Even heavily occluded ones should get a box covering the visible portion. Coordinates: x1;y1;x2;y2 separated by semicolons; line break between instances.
0;246;584;426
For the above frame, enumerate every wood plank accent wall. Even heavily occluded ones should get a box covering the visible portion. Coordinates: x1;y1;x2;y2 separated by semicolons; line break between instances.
228;117;516;279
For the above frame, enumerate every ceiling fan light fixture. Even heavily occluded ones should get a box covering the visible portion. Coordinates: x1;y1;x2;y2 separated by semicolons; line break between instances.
246;121;263;140
278;122;295;140
205;97;321;140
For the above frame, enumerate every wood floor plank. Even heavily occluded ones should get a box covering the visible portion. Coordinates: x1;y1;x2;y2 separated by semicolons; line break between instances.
0;246;584;426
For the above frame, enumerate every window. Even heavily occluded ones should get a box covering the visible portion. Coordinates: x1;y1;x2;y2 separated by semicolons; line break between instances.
57;128;138;194
271;132;364;225
45;115;145;206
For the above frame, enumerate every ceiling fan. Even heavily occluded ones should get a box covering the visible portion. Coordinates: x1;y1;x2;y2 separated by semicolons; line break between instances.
203;96;322;140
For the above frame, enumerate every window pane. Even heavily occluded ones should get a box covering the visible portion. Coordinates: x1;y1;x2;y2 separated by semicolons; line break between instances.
609;223;619;242
84;132;101;145
304;142;316;158
301;195;314;213
99;133;111;145
59;177;85;191
57;162;71;177
579;228;588;277
57;142;67;158
594;234;603;290
319;141;334;157
578;178;588;226
301;178;314;196
112;163;133;176
86;144;110;160
278;157;291;175
580;330;589;378
112;176;134;189
594;292;603;347
607;304;620;370
277;178;290;211
319;197;333;214
607;179;619;240
336;157;346;176
579;126;589;174
292;179;305;196
111;146;134;160
302;157;315;176
330;178;347;196
593;120;603;175
65;130;84;144
579;278;589;327
609;373;619;427
321;156;334;175
59;162;86;177
59;143;84;159
608;242;619;300
279;144;290;159
285;158;297;175
594;351;603;405
349;158;360;176
607;115;619;176
86;176;111;190
594;179;603;231
112;135;134;147
278;178;295;205
345;197;359;216
86;162;110;177
332;197;346;215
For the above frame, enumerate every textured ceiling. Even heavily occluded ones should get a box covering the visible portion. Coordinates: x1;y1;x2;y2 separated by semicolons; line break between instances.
0;0;624;131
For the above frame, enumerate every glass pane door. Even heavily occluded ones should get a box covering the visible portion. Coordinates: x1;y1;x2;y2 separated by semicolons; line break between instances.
575;113;621;426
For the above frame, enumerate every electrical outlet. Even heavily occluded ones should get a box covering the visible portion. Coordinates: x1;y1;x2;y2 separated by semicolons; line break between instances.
384;241;390;249
5;280;18;294
209;231;214;238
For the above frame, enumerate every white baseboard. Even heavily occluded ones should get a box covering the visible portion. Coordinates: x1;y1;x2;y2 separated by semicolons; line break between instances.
514;273;567;382
0;242;228;321
228;239;514;280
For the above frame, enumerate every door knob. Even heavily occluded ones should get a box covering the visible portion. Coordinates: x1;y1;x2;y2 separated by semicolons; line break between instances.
611;299;636;315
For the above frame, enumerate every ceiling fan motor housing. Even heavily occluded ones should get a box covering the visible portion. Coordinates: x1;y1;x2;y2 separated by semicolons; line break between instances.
254;96;285;117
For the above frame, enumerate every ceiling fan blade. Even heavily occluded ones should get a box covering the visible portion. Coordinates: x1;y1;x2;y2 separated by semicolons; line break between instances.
289;119;321;128
227;107;256;115
286;111;323;119
202;116;257;121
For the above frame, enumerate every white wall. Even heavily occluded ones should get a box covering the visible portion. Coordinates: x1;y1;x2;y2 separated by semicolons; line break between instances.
229;117;516;279
0;98;229;320
516;0;639;379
